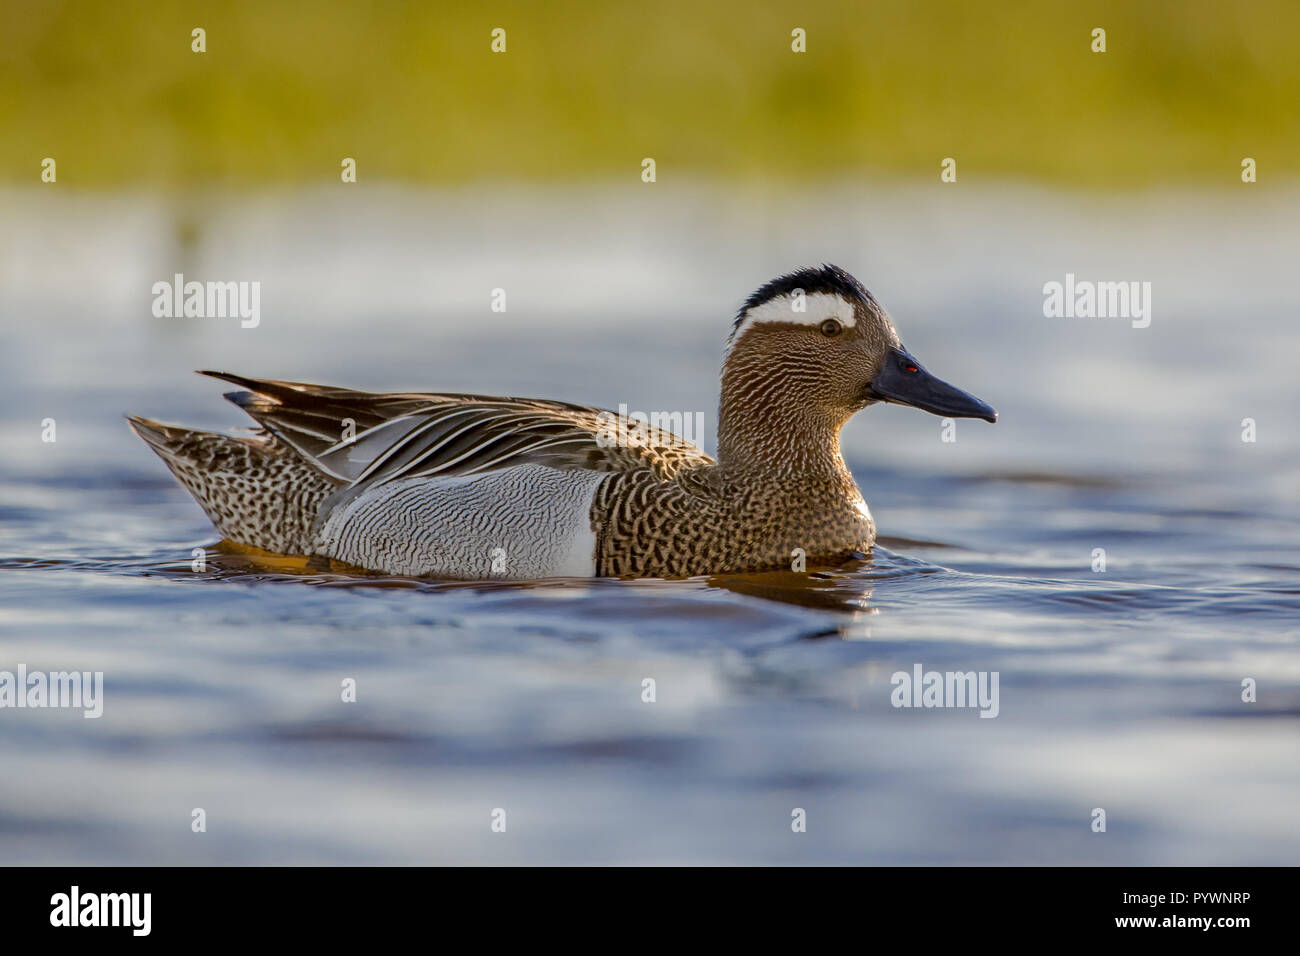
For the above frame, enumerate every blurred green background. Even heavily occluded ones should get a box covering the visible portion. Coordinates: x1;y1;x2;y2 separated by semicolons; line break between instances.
1;0;1296;188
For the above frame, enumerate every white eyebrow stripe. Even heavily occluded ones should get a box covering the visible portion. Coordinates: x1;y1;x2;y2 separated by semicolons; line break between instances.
728;292;857;350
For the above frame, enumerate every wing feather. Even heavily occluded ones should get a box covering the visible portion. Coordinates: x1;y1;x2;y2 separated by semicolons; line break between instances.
199;370;713;490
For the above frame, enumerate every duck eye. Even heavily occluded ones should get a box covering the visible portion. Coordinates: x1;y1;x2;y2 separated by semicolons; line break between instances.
819;319;842;336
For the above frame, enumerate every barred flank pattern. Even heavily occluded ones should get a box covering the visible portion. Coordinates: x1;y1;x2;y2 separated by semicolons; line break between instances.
591;466;875;579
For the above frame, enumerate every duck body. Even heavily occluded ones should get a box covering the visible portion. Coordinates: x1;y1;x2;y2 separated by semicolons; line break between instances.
317;456;874;579
129;265;993;580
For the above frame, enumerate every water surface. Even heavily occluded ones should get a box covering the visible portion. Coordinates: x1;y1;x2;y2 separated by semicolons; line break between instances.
2;184;1298;863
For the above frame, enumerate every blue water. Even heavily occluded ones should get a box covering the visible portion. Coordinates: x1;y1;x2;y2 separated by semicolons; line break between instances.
1;185;1297;863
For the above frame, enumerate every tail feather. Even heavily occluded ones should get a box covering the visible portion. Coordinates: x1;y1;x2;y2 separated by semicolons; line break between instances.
125;415;187;459
126;414;341;554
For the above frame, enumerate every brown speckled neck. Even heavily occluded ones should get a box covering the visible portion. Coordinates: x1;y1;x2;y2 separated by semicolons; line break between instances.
716;347;858;483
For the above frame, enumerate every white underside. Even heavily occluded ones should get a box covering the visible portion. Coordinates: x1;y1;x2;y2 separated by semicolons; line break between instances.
314;464;603;579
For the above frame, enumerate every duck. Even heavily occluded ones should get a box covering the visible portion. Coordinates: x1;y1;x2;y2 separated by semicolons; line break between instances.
128;264;996;579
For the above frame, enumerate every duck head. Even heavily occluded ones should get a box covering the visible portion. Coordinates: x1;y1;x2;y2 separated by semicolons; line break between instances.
718;264;995;473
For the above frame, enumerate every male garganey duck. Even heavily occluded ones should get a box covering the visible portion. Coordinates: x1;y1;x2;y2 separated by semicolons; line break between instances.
128;265;996;579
